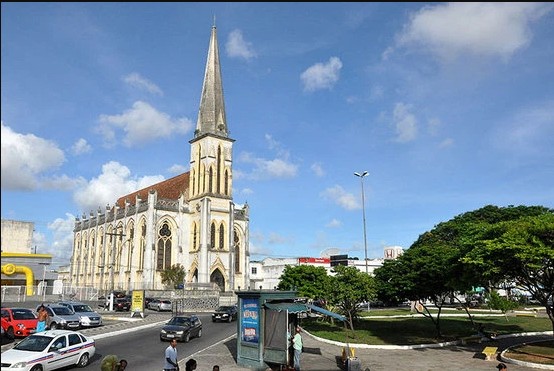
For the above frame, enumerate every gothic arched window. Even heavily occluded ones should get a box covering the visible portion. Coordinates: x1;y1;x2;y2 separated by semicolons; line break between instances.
234;230;240;273
210;222;216;249
156;222;172;270
219;224;224;250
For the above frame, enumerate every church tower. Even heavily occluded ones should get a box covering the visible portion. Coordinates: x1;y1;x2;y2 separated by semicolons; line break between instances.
188;25;239;290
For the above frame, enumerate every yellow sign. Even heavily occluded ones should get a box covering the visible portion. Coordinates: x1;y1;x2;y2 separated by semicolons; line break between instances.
131;290;145;313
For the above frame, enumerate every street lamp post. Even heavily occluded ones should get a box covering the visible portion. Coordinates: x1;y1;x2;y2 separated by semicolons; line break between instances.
354;171;369;275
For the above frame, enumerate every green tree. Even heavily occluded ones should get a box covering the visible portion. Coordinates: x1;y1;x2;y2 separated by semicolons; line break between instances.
160;264;186;289
485;291;519;321
327;265;375;331
375;205;553;337
463;212;554;331
277;264;330;299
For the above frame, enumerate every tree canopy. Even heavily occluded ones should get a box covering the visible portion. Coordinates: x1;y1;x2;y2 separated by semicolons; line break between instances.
374;204;554;335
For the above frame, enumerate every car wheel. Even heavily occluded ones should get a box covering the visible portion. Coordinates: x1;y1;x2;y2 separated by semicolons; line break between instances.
6;326;15;340
49;322;59;330
30;365;43;371
77;353;89;367
197;329;202;338
184;333;190;343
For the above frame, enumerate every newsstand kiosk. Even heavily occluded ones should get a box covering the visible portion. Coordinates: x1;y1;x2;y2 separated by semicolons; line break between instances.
236;290;307;370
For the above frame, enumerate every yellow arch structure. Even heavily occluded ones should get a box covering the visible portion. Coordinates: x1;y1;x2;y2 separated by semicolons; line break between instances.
2;263;35;296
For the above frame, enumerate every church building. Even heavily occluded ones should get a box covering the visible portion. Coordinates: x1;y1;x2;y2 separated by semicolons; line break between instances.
70;25;250;293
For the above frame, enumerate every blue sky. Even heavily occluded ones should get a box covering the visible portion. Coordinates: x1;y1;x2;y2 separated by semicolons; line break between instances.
2;3;553;269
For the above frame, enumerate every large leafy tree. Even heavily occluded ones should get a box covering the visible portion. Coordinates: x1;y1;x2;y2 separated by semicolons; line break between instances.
160;264;186;289
374;204;553;336
277;264;330;299
463;212;554;331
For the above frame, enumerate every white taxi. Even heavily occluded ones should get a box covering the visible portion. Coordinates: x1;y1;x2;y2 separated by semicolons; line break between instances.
0;329;95;371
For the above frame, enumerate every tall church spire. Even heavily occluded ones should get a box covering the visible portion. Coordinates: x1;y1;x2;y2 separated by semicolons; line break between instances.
194;25;228;139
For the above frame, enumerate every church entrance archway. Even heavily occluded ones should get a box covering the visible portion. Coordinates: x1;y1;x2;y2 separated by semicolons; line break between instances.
210;269;225;292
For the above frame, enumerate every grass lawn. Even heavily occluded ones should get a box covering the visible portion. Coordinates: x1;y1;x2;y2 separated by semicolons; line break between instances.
301;315;552;345
506;340;554;365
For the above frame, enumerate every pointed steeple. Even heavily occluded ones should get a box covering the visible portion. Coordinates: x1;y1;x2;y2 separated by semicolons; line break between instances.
194;25;228;139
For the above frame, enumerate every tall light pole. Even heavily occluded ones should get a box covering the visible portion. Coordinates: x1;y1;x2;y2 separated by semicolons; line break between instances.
354;171;369;274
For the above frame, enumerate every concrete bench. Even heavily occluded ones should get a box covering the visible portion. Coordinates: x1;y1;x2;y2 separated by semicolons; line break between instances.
482;346;498;361
461;335;482;344
515;312;537;317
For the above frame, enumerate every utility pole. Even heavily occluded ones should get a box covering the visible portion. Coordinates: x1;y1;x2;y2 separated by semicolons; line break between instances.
105;231;125;311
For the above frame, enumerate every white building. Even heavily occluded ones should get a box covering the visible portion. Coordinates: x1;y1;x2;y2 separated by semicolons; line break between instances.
69;25;250;294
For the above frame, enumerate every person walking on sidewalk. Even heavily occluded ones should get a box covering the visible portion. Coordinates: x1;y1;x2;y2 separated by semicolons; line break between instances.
164;339;179;371
292;326;303;371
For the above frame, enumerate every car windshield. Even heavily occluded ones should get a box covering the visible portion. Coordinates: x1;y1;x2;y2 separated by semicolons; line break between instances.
14;335;53;351
52;307;74;315
218;306;234;311
73;305;93;312
168;317;191;326
12;309;36;320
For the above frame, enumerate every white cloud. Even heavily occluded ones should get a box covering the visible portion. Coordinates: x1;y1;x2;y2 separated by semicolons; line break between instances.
326;218;342;228
123;73;163;95
301;57;343;92
46;214;77;266
168;164;188;174
395;3;553;62
71;138;92;155
438;138;454;149
73;161;164;213
226;29;257;60
392;102;418;143
1;122;65;190
239;152;298;180
492;100;554;155
97;101;193;147
320;185;359;210
311;162;325;177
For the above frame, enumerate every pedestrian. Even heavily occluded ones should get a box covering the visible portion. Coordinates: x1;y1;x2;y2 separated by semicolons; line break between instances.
212;366;220;371
185;358;197;371
118;359;128;370
496;363;507;370
36;305;49;332
164;339;179;371
292;326;303;371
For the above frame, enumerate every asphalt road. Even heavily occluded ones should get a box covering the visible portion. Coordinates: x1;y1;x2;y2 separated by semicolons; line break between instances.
78;313;237;370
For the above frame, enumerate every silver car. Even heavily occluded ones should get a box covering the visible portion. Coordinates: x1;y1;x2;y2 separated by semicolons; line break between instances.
37;304;81;330
58;301;103;327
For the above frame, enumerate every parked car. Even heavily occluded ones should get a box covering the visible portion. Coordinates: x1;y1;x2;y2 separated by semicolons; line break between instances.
148;299;172;311
160;315;202;342
57;301;102;327
36;304;81;330
211;305;238;323
114;298;131;312
0;329;95;370
1;316;13;340
1;307;38;338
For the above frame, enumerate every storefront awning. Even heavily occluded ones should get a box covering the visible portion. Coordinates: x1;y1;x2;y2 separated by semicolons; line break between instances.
264;302;308;314
306;304;346;322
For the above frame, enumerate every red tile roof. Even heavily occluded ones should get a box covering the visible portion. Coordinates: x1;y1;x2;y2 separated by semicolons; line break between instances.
116;172;190;207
